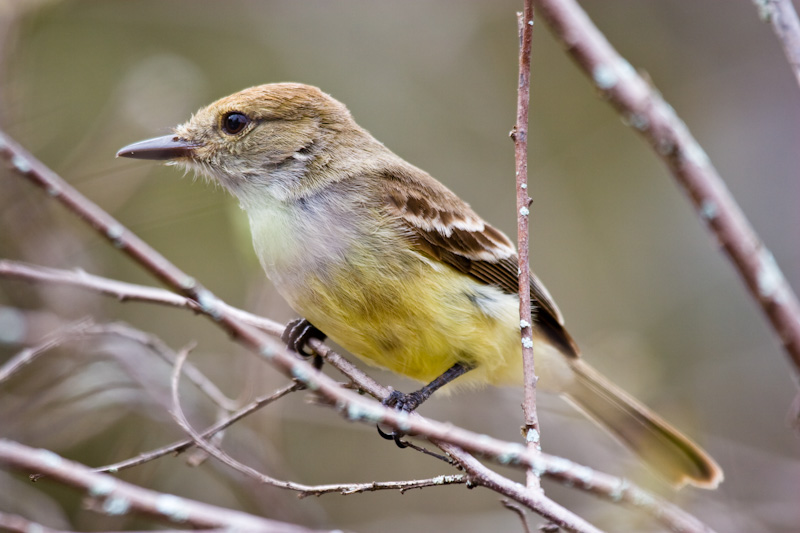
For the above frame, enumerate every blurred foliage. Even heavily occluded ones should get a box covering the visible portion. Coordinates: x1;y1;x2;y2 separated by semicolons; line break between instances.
1;1;799;531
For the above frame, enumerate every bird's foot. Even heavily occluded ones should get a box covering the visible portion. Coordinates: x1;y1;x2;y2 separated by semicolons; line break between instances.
383;389;426;412
282;318;326;370
377;390;426;448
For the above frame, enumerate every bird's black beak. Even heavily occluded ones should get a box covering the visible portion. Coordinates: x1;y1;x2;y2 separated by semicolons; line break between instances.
116;135;199;160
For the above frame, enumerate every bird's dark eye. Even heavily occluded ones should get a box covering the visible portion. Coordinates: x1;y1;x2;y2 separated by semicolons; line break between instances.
222;112;250;135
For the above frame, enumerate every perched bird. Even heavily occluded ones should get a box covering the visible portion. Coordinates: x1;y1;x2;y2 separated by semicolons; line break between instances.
118;83;722;489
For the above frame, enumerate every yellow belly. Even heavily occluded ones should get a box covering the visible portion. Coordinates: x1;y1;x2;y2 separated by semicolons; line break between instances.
276;245;576;392
295;257;521;387
247;197;572;392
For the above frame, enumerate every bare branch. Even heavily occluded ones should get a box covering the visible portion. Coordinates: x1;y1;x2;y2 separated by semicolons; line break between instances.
447;444;602;533
96;323;235;411
0;260;278;334
93;383;300;474
0;511;66;533
0;511;216;533
501;499;532;533
0;318;236;412
0;440;338;532
0;317;94;383
532;0;800;377
168;345;466;498
753;0;800;90
512;0;542;492
294;475;467;499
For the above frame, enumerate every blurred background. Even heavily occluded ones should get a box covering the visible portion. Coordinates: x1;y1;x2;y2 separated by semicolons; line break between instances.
1;1;799;531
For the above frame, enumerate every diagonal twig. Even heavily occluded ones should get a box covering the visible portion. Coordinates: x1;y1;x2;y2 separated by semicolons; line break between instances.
0;440;335;532
752;0;800;91
533;0;800;378
92;382;301;475
0;317;94;383
0;318;236;412
0;260;271;332
167;345;467;498
501;499;532;533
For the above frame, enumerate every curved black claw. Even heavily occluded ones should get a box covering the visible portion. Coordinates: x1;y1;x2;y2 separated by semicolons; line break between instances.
282;318;326;368
377;424;407;448
377;390;427;448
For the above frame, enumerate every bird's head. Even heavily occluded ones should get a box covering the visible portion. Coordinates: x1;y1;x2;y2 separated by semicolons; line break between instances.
117;83;363;199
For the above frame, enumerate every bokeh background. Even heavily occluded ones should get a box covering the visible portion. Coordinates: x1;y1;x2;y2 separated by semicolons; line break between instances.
1;1;799;531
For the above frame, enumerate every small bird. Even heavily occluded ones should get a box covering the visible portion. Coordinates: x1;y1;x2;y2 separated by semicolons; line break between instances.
118;83;722;489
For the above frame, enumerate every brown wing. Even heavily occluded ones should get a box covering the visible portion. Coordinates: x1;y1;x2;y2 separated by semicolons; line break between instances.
380;166;580;358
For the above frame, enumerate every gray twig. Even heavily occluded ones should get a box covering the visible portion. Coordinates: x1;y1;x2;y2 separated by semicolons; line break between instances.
753;0;800;90
0;317;236;411
533;0;800;377
167;347;466;497
94;383;300;474
502;499;532;533
0;440;335;532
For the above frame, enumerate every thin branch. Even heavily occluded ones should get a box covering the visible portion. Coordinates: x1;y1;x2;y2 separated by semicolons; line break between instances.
168;344;283;486
753;0;800;90
0;317;94;383
511;1;542;492
0;512;66;533
96;323;236;411
501;499;532;533
533;0;800;377
0;260;275;333
168;345;466;498
0;131;715;532
0;317;237;412
295;475;468;499
0;512;214;533
0;440;335;532
92;383;301;475
442;443;601;533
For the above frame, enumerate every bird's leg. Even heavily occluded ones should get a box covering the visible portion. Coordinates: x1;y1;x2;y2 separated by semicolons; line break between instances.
378;362;472;448
383;363;471;412
282;318;326;370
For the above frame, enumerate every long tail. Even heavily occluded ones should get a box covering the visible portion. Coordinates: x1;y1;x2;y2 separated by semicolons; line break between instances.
562;359;723;489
